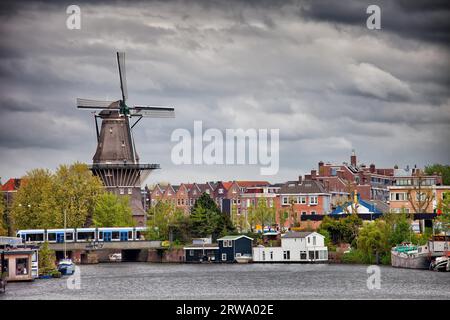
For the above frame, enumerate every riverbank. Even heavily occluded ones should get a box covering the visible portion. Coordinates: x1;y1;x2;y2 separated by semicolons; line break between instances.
1;263;449;300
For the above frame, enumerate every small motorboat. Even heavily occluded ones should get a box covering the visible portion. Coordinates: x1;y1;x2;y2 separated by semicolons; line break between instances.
57;258;75;275
109;253;122;262
430;256;450;272
235;255;252;264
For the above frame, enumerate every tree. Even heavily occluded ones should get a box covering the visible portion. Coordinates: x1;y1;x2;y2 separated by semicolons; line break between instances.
0;193;6;236
93;193;135;227
190;193;234;240
147;201;186;240
425;164;450;185
38;241;57;275
11;163;105;231
357;220;389;264
278;210;288;232
11;169;59;230
249;198;276;232
53;162;104;228
406;171;434;213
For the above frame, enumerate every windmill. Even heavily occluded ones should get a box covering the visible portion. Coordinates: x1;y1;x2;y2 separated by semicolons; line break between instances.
77;52;175;226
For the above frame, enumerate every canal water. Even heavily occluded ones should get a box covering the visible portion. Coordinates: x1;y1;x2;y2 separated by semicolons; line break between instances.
1;263;449;300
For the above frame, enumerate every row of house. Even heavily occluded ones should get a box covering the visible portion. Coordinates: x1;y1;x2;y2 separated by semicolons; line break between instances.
183;231;328;263
145;151;449;230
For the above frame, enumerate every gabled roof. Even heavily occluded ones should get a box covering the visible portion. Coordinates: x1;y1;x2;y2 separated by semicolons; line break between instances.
217;235;254;241
282;231;313;238
279;180;327;194
1;178;22;192
236;181;270;188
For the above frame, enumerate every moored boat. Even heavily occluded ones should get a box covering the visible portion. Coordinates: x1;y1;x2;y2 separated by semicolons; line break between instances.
430;255;450;272
235;255;252;263
57;258;75;275
391;242;430;269
109;253;122;262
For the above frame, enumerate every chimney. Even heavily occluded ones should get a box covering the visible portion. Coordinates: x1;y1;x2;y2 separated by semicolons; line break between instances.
370;163;375;173
311;169;317;180
350;149;357;166
298;175;302;183
318;161;324;173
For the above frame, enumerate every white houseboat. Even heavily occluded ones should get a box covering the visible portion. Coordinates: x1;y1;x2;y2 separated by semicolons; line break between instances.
253;231;328;263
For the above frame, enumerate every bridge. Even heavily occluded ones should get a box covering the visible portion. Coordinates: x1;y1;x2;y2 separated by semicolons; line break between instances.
46;241;171;263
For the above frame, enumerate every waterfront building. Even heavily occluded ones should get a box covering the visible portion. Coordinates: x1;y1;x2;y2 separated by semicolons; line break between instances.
276;178;332;230
252;231;328;263
0;237;39;281
217;235;253;262
388;167;447;214
183;238;219;263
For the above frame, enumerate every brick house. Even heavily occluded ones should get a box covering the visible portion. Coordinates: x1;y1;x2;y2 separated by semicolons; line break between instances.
388;167;447;214
276;177;332;230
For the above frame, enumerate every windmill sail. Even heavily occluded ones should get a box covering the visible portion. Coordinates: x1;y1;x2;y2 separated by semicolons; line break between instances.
130;106;175;118
117;52;128;102
77;98;117;109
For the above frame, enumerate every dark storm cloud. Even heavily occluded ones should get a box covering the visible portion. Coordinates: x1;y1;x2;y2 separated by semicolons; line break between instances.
301;0;450;45
0;0;449;182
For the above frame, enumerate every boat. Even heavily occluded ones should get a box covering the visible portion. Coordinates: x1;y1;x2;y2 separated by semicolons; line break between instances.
235;255;252;264
391;242;430;269
57;209;75;276
430;256;450;272
109;253;122;262
58;258;75;275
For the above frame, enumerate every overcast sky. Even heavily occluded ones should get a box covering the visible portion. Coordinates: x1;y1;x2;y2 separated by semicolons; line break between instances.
0;0;449;185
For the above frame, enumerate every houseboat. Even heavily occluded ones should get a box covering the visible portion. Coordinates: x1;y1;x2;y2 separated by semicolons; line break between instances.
253;231;328;263
391;235;450;270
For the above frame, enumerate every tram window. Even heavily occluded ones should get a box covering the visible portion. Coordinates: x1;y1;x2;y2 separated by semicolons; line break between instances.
112;231;120;240
78;232;95;241
136;231;141;240
98;232;103;240
47;233;56;242
65;232;74;241
128;231;133;239
27;233;44;242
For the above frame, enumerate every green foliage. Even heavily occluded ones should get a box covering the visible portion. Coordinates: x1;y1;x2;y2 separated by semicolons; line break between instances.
93;193;135;227
357;220;390;264
318;215;362;246
425;164;450;185
11;163;105;231
247;198;276;232
11;169;59;230
53;163;104;227
147;201;186;241
0;193;6;236
38;242;57;275
190;193;235;240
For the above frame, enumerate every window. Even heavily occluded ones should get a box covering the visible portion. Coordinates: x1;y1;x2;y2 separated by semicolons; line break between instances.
302;211;307;216
119;188;124;195
309;196;318;205
235;253;241;258
300;251;307;260
283;250;290;260
270;251;273;260
300;196;307;204
416;192;427;202
308;237;310;244
218;188;224;194
309;251;315;260
262;251;265;261
282;197;288;205
189;250;194;257
128;188;132;195
311;211;316;215
313;236;316;245
390;192;406;201
16;258;29;275
221;253;227;261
